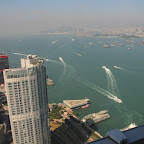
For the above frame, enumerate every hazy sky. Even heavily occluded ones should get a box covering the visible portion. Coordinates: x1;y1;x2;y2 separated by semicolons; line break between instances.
0;0;144;35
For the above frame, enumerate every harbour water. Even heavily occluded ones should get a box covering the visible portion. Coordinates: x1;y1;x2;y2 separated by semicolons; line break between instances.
0;34;144;136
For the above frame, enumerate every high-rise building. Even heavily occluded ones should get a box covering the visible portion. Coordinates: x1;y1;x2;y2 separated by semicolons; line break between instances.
0;52;9;84
3;55;50;144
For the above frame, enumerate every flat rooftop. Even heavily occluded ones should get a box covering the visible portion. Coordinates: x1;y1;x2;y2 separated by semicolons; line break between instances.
63;99;89;108
86;125;144;144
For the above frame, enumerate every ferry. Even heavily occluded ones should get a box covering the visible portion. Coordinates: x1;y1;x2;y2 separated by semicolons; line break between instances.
81;104;90;109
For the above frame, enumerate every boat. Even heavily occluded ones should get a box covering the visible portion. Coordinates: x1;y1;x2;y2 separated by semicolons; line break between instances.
118;43;125;47
102;66;106;69
52;41;56;44
59;57;63;61
97;110;108;115
46;78;55;85
104;44;110;48
89;42;94;44
81;104;90;109
120;123;137;131
81;110;110;125
111;44;115;46
113;97;122;103
77;53;82;56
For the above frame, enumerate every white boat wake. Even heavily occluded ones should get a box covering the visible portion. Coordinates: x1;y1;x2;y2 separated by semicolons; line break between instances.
13;52;27;56
43;58;60;64
74;51;82;56
78;80;122;103
59;57;67;80
58;41;73;49
102;66;120;95
114;66;128;71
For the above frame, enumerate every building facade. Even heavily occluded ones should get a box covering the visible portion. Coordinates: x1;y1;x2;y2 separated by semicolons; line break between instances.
3;55;50;144
0;52;9;84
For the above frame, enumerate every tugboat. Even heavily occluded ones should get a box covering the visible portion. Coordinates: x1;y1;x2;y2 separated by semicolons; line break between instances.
46;78;55;85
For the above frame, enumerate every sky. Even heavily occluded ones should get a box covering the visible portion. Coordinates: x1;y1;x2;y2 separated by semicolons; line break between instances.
0;0;144;35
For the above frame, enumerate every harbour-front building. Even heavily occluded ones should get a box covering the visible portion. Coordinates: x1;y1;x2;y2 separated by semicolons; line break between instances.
3;55;50;144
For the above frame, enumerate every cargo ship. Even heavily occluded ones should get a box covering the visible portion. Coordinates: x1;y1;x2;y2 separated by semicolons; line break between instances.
82;110;110;125
46;78;55;85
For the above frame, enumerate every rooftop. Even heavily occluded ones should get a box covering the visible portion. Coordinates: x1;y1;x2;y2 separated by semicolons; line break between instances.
63;99;89;109
0;52;6;55
86;125;144;144
21;54;43;68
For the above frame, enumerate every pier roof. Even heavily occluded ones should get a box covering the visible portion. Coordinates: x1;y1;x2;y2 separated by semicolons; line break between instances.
63;99;89;109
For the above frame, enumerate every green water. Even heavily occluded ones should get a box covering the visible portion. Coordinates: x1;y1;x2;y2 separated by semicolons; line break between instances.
0;34;144;136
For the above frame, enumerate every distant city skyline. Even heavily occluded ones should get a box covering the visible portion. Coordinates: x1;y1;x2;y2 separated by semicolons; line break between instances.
0;0;144;35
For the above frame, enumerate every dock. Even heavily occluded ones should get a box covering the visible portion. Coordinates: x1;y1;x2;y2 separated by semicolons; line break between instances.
82;110;110;125
63;98;89;109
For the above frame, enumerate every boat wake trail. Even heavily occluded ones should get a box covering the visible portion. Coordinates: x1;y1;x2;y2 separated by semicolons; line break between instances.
114;66;128;71
102;66;119;96
78;80;122;103
13;52;27;56
72;50;82;56
58;41;73;49
43;58;61;64
59;57;67;80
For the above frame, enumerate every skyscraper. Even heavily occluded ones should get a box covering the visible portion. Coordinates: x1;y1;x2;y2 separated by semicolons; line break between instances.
0;52;9;84
3;55;50;144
